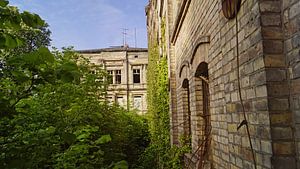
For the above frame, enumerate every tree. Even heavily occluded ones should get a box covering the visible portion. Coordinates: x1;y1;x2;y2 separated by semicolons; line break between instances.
0;1;149;168
0;48;147;168
0;0;48;116
13;23;51;54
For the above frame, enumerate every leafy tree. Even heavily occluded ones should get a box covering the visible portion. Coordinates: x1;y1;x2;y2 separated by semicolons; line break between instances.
1;48;149;168
13;23;51;54
0;1;149;168
0;0;45;49
0;0;47;117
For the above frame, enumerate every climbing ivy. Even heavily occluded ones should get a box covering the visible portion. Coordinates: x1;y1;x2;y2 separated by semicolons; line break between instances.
137;18;189;169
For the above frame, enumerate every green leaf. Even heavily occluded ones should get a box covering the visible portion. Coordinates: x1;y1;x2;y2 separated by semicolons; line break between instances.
3;16;22;30
21;11;45;28
11;70;30;82
62;62;78;71
56;62;79;82
77;133;90;141
59;71;75;82
46;126;56;134
62;132;76;145
20;11;31;26
0;34;5;48
4;34;18;48
16;38;24;46
22;51;39;64
38;47;54;63
34;14;45;26
95;135;111;144
22;47;53;65
113;160;128;169
0;0;8;7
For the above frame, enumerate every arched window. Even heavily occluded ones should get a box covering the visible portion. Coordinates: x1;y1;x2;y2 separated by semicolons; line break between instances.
182;79;192;145
194;62;211;168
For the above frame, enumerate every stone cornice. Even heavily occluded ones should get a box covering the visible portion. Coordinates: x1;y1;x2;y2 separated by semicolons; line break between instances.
171;0;191;44
77;47;148;54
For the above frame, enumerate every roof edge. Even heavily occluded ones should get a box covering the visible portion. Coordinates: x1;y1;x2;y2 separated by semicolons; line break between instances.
77;47;148;54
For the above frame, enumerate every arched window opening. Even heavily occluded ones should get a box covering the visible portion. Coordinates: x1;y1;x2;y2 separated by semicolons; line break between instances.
182;79;192;145
195;62;208;78
194;62;211;168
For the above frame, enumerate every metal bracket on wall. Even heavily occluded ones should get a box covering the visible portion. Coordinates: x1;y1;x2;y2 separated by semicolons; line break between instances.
237;119;248;130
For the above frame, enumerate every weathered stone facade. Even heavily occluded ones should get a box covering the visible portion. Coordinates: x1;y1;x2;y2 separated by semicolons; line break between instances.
79;47;148;114
146;0;300;168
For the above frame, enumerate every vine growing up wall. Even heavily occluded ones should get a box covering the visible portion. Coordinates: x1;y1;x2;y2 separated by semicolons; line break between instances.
137;18;188;169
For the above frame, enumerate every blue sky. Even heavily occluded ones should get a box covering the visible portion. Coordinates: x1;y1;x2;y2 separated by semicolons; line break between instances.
9;0;149;50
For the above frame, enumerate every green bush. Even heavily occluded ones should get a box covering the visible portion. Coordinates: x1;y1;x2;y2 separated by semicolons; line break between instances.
0;48;149;169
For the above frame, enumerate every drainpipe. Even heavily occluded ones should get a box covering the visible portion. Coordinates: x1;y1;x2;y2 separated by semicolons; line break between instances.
126;48;130;112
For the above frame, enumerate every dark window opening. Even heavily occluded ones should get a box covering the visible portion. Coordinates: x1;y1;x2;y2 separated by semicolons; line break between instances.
134;55;138;58
90;70;96;74
194;62;211;168
115;70;121;84
182;79;191;145
107;70;113;84
133;69;140;84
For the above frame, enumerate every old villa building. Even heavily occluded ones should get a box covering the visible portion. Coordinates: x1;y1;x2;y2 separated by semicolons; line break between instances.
79;46;148;114
146;0;300;169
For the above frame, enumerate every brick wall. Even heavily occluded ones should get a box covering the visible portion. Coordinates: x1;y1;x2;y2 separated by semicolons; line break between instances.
283;0;300;167
146;0;300;168
259;0;297;168
169;0;271;168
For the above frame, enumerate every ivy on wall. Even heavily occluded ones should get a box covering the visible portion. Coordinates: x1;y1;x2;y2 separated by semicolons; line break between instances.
137;18;189;169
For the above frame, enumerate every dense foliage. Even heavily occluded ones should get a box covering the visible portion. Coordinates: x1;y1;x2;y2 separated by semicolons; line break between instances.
138;19;189;169
0;1;149;168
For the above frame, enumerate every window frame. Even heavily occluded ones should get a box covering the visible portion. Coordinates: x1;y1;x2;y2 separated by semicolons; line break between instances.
133;69;141;84
115;70;121;84
133;95;142;110
107;70;113;84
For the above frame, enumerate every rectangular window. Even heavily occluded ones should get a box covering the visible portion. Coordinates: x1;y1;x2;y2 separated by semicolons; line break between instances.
133;96;142;110
106;97;113;105
133;69;140;84
107;70;113;84
117;96;124;107
115;70;121;84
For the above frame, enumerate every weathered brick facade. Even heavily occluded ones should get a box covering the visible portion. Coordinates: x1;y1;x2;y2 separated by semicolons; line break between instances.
284;0;300;167
146;0;300;168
